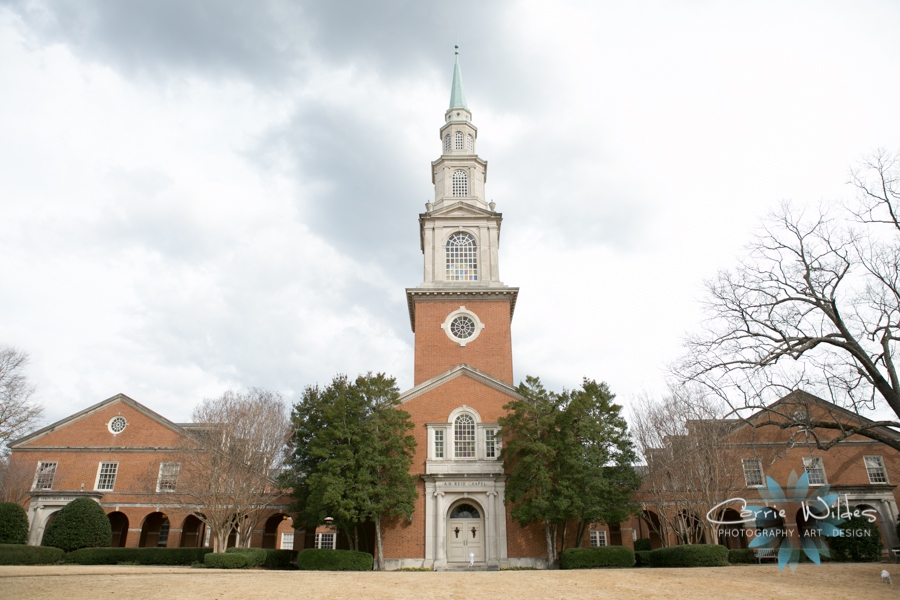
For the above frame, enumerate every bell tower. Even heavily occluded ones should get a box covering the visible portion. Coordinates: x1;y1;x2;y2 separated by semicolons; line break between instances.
406;47;519;386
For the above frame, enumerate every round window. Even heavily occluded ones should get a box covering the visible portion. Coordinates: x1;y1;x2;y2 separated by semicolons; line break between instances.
109;416;127;434
450;315;476;339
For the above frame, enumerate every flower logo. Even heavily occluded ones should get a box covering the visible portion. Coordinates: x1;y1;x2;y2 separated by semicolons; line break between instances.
746;470;843;571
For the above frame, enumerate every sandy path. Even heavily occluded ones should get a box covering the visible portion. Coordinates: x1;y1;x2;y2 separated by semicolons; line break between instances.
0;563;895;600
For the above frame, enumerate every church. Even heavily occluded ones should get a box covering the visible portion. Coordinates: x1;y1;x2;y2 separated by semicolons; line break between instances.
379;49;563;569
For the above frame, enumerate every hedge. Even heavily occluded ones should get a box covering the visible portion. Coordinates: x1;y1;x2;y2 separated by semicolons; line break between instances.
633;538;652;552
224;547;298;569
42;498;111;552
205;552;248;569
727;549;757;564
65;547;212;565
298;549;373;571
560;546;635;569
648;544;729;567
829;515;883;562
634;550;652;567
0;503;29;545
0;544;65;565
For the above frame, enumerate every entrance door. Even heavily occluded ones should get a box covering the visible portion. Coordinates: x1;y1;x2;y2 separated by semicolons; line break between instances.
447;503;484;563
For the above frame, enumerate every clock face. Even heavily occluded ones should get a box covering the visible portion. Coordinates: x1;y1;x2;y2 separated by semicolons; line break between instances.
450;315;476;339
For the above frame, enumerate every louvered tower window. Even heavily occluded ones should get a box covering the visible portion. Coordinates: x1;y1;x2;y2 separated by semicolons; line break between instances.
444;134;451;153
467;135;474;151
446;232;477;281
451;170;468;197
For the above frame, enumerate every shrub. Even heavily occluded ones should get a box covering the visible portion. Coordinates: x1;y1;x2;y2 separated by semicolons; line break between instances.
633;538;651;552
0;544;65;565
204;552;248;569
559;546;635;569
262;549;298;569
649;544;729;567
727;549;756;564
65;547;212;565
226;547;268;567
829;515;883;562
298;549;373;571
42;498;111;552
634;550;652;567
0;502;29;545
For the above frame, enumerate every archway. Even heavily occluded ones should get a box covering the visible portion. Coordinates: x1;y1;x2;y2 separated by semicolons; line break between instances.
262;514;290;549
718;508;746;549
446;501;484;564
107;512;129;548
39;510;60;546
640;510;664;549
608;522;623;546
677;511;705;544
180;515;204;548
139;512;170;548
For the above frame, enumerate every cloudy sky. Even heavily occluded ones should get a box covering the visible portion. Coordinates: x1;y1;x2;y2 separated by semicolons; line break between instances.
2;0;899;425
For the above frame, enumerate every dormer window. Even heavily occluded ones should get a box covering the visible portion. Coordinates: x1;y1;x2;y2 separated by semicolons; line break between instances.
451;170;468;197
455;131;464;150
467;134;474;152
444;134;451;153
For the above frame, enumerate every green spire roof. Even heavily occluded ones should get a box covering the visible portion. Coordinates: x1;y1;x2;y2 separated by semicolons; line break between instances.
448;45;468;110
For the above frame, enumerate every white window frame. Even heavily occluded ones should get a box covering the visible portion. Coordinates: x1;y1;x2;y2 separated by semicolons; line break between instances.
33;461;58;491
742;458;764;487
95;461;119;491
281;532;295;550
485;429;500;459
466;134;474;152
434;429;445;459
454;131;464;150
454;414;476;459
590;530;607;547
864;456;889;484
451;169;468;197
156;462;180;492
315;533;335;550
803;456;827;486
444;134;451;153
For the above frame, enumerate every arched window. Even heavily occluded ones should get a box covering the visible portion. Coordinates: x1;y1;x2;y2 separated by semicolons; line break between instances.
450;503;481;519
454;414;476;458
444;134;451;153
451;169;468;197
446;232;477;281
467;134;474;152
455;131;464;150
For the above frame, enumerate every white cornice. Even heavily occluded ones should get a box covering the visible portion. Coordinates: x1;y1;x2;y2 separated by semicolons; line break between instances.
405;286;519;332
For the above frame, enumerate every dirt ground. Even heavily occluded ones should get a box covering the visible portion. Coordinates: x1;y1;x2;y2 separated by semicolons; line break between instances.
0;563;896;600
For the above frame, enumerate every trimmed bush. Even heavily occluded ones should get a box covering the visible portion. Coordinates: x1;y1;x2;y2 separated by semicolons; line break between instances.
0;502;29;545
829;515;883;562
42;498;111;552
65;547;212;565
205;552;248;569
649;544;729;567
298;549;373;571
262;549;298;569
0;544;65;565
226;547;268;567
560;546;635;569
634;550;652;567
727;549;756;564
633;538;651;552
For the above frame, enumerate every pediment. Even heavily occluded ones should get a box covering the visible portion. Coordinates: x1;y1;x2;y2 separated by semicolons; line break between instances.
399;364;521;405
428;201;495;219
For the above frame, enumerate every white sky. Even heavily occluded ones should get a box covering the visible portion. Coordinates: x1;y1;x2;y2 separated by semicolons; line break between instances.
1;0;899;425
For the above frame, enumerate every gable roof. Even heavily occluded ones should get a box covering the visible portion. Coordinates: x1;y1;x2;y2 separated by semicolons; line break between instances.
8;392;190;448
399;363;521;405
725;389;900;443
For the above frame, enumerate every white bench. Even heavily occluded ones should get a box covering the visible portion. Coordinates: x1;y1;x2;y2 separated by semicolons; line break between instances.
755;547;778;563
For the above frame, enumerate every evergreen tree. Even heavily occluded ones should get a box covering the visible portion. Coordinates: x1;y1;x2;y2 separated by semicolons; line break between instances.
285;373;417;570
499;376;639;568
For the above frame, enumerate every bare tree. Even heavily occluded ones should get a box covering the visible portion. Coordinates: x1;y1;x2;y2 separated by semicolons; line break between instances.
0;346;41;450
161;388;291;552
0;453;34;504
678;150;900;450
632;386;745;546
